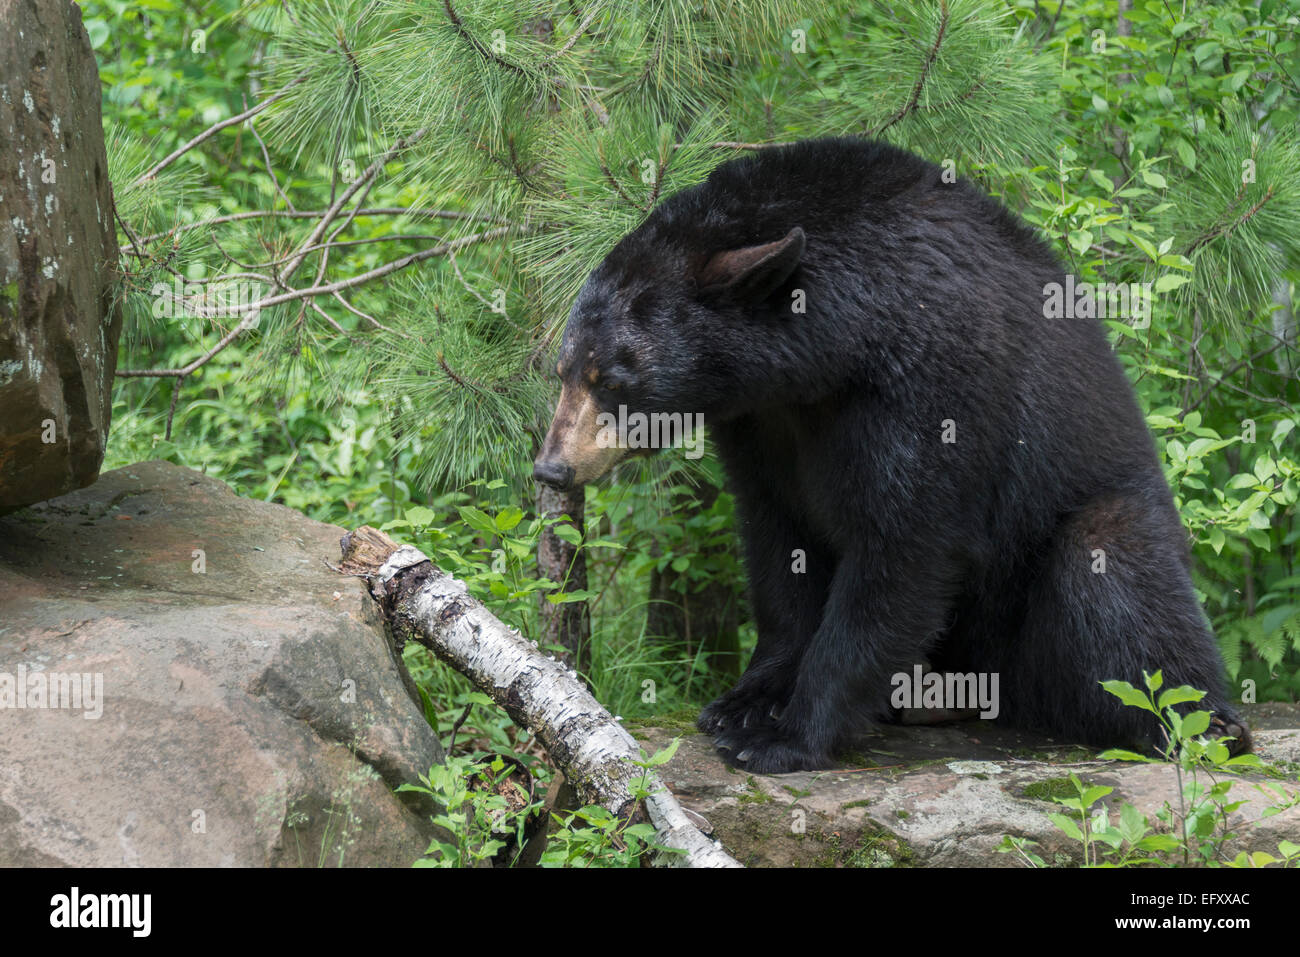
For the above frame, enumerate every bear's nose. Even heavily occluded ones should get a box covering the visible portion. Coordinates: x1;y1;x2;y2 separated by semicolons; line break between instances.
533;459;575;490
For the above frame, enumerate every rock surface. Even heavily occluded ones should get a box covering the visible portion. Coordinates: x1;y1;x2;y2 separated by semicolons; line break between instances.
635;709;1300;867
0;0;121;511
0;461;445;866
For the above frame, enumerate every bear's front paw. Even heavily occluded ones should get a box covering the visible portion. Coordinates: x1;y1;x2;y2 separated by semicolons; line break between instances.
711;726;831;774
698;686;787;735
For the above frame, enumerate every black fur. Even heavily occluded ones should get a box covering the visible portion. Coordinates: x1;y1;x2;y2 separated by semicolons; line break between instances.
549;137;1248;773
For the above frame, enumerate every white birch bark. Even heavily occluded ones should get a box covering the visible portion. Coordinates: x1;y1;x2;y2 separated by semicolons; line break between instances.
344;530;740;868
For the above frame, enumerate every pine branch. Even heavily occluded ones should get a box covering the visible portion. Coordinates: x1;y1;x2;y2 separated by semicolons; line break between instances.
874;0;951;136
598;139;648;211
544;6;604;61
274;127;429;284
1185;186;1276;257
442;0;531;78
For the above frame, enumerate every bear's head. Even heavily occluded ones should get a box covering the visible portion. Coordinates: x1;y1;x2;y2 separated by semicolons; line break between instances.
533;223;806;490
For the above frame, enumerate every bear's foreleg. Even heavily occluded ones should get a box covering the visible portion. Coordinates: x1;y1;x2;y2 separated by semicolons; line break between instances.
712;545;965;773
697;503;833;736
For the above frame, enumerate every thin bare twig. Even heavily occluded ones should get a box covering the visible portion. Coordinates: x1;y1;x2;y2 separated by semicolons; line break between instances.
133;73;309;186
275;128;429;285
116;224;523;379
246;103;295;212
165;375;185;440
122;207;504;251
332;290;407;337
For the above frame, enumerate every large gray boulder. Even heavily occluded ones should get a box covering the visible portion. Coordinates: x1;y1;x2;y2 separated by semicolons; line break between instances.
0;0;121;511
0;461;446;866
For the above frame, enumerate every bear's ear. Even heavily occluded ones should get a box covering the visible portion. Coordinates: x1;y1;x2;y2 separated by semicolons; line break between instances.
696;227;805;303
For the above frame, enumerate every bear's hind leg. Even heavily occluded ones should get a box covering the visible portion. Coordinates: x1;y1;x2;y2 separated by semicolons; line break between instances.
1004;488;1249;755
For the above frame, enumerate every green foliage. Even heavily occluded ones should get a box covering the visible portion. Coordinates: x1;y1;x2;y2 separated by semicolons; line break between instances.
538;740;686;868
402;742;684;867
384;479;745;714
401;753;535;867
1000;671;1299;868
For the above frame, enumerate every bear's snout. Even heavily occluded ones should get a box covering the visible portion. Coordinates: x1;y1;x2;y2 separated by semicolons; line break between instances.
533;458;576;490
534;380;629;488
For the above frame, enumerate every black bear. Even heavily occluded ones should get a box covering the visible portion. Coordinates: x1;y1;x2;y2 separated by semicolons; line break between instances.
533;137;1250;773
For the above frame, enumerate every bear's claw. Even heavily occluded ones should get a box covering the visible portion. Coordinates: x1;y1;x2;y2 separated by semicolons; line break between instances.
698;680;790;735
711;725;830;774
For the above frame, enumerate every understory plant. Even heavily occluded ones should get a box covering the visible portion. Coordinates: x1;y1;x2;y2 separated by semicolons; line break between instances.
1000;671;1300;868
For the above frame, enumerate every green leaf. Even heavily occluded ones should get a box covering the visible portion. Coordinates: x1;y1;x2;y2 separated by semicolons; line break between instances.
495;506;524;532
1048;813;1084;842
1128;233;1159;261
1193;41;1223;67
1154;273;1191;293
1135;834;1182;852
1079;785;1114;808
1156;686;1205;711
1098;748;1157;763
1088;169;1115;193
1118;803;1147;843
405;506;436;527
1180;710;1212;737
1100;680;1158;713
1208;526;1226;554
1224;753;1264;768
552;523;582;546
547;588;595;604
457;506;498;536
639;737;682;767
417;684;439;733
85;18;111;49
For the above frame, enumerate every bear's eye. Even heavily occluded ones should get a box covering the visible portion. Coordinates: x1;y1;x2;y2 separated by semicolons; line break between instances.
602;379;622;392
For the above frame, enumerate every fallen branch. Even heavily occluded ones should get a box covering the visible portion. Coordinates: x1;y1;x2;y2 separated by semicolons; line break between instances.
336;526;740;868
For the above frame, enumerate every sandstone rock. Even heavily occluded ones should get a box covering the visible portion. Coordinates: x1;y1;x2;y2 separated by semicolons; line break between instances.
635;710;1300;867
0;0;121;511
0;461;446;866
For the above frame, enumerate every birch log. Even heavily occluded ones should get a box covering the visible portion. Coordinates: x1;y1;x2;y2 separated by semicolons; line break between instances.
338;526;741;868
